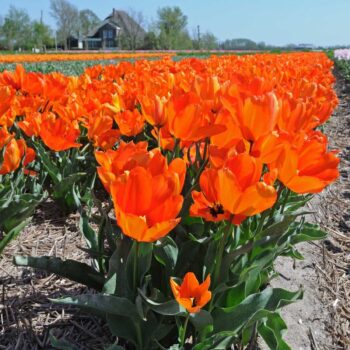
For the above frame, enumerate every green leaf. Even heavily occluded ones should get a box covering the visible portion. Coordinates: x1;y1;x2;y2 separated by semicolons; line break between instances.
79;211;98;253
0;192;45;232
258;312;291;350
290;223;327;244
52;173;86;199
192;331;237;350
190;310;213;338
49;331;79;350
53;294;140;320
257;215;297;240
182;216;204;226
34;141;61;183
105;345;125;350
154;236;178;274
13;256;104;291
138;288;186;316
126;242;153;291
0;218;31;254
213;288;303;333
107;314;140;348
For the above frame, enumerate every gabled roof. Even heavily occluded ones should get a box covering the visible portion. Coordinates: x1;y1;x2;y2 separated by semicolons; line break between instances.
106;10;146;39
87;19;121;38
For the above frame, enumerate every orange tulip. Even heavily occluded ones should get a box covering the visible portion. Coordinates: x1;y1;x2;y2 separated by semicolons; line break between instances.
0;86;14;119
86;114;120;149
275;132;339;193
39;114;81;152
221;87;278;142
0;138;35;175
114;108;145;137
139;94;168;127
170;272;211;313
191;153;277;223
190;168;231;222
95;141;150;192
167;92;226;142
108;149;186;242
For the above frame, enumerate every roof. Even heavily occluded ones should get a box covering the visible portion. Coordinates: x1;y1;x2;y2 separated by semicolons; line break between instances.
105;10;145;39
87;19;121;38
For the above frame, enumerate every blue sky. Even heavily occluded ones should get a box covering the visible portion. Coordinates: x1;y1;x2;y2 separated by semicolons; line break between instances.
1;0;349;46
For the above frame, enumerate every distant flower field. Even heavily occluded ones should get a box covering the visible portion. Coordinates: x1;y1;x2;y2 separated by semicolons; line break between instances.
0;51;174;63
334;49;350;60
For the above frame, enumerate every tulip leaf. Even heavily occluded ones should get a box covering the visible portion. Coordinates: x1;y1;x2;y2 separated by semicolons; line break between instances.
192;331;237;350
190;310;213;338
34;142;61;183
52;172;86;199
290;223;327;244
258;312;290;350
0;192;45;232
79;211;98;253
126;241;153;292
0;218;32;254
13;256;104;291
154;236;178;274
105;345;125;350
49;331;79;350
213;288;303;333
256;214;298;240
53;294;140;320
138;288;186;316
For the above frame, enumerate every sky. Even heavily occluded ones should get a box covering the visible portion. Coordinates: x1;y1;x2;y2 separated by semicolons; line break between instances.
1;0;349;47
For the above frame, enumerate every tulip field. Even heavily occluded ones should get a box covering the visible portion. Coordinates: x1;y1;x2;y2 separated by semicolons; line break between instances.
0;51;347;349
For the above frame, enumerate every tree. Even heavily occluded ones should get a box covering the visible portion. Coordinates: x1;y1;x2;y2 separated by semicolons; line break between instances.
220;38;258;50
79;9;100;37
1;6;32;50
31;21;54;50
50;0;79;50
157;6;192;50
201;32;218;50
142;31;159;50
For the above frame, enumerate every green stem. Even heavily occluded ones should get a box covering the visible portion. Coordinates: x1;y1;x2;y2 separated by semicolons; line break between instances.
265;184;285;227
255;210;268;236
180;313;190;348
280;188;291;214
209;220;233;311
97;215;106;274
133;241;139;292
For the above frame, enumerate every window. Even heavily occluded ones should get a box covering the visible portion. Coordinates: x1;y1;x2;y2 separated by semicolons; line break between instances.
103;29;114;39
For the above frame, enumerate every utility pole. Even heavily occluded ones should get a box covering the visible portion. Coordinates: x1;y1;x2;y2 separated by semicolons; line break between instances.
197;25;201;50
40;10;43;24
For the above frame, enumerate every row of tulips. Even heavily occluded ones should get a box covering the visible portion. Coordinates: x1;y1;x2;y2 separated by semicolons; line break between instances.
1;52;339;349
0;51;174;63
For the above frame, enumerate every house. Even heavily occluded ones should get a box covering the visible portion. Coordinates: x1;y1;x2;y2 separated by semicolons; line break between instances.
77;8;146;50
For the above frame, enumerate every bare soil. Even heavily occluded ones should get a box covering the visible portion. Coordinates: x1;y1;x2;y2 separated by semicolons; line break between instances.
0;73;349;350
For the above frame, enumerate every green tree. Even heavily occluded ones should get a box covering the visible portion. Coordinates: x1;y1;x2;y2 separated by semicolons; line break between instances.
201;32;218;50
79;9;100;37
157;6;192;50
31;21;54;50
142;31;159;50
1;6;32;50
50;0;79;50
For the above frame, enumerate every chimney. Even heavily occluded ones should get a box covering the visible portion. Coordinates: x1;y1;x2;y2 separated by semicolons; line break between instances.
113;8;116;17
